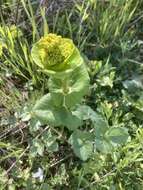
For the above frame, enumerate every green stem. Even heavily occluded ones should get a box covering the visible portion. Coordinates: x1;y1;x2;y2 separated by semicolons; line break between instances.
62;78;69;95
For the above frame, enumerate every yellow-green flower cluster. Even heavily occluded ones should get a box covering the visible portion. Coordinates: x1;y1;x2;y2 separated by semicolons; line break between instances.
31;34;81;72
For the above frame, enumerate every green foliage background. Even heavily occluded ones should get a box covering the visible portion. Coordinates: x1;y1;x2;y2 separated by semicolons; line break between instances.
0;0;143;189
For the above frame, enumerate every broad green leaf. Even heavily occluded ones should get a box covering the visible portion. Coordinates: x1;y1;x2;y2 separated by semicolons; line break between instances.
94;118;109;138
69;130;93;161
66;65;89;108
105;127;129;145
33;110;61;126
33;106;82;129
74;105;109;136
54;108;82;130
74;105;100;121
95;139;113;154
123;76;143;93
33;94;68;126
33;93;53;110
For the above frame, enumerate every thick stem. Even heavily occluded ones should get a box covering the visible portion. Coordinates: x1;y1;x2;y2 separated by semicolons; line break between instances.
62;78;69;95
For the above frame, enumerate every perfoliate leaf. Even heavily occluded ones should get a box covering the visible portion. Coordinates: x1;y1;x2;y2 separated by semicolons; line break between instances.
33;96;82;128
48;64;89;108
